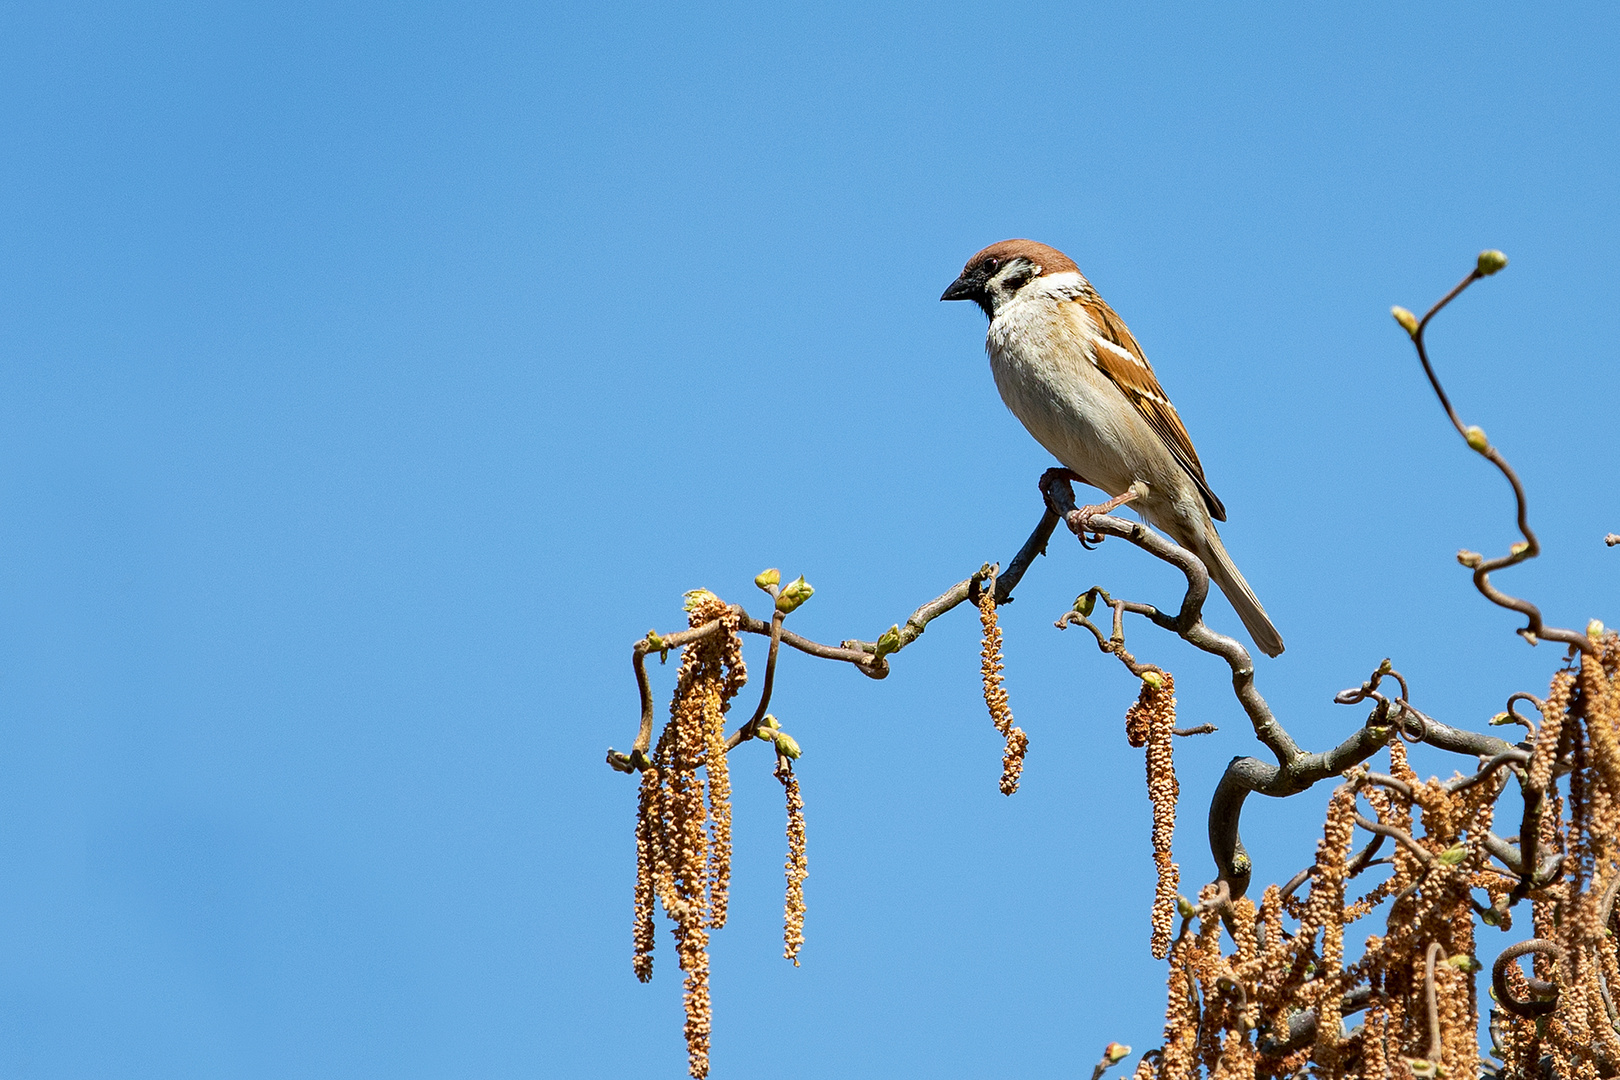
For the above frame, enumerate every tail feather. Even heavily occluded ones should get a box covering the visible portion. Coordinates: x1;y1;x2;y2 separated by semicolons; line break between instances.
1194;528;1285;658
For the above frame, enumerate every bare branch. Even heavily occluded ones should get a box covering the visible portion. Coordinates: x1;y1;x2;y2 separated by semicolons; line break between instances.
1424;942;1448;1066
1492;939;1565;1018
1404;261;1594;656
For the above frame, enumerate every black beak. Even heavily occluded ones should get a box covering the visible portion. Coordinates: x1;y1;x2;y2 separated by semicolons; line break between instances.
940;271;982;302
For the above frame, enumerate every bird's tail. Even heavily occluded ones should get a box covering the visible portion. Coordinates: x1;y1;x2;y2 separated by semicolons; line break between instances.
1193;528;1285;658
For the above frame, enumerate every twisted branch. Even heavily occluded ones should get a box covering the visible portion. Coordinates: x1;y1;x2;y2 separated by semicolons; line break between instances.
1403;257;1593;656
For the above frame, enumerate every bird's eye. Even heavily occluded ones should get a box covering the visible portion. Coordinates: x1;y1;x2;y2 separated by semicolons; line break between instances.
983;258;1000;275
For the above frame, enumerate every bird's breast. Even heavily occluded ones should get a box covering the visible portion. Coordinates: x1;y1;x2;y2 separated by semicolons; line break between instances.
985;299;1178;503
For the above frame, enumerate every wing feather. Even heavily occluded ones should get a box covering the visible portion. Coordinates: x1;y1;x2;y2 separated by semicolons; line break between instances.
1071;294;1227;522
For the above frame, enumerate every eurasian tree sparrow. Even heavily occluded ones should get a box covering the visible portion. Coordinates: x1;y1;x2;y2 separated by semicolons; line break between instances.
942;239;1285;658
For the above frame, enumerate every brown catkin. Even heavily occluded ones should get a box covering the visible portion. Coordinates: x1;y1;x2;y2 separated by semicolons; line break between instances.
1307;785;1356;1071
1211;1029;1256;1080
1159;938;1201;1080
1128;672;1181;960
780;767;807;966
629;591;748;1079
976;584;1028;795
632;764;661;981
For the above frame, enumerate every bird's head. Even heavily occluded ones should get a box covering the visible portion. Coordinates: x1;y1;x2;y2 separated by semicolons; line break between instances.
940;239;1081;319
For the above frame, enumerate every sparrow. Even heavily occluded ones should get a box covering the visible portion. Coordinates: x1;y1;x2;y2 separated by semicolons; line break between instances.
941;239;1284;657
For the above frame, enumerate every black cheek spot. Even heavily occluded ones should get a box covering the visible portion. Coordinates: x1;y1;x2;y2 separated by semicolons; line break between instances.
1003;266;1034;291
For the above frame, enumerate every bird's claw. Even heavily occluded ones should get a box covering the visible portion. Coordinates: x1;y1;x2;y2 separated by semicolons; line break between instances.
1065;485;1143;548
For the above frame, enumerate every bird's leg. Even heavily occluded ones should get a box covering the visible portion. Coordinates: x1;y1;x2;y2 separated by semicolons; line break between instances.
1065;482;1145;544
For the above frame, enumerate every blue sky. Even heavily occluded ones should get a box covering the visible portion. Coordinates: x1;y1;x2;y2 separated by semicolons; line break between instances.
1;2;1617;1077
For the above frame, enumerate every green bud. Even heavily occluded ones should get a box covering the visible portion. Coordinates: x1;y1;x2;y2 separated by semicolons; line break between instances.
1075;592;1097;617
1141;671;1164;689
755;714;780;735
754;567;781;591
874;624;902;660
646;630;665;650
1589;619;1606;640
1477;250;1509;276
1105;1043;1132;1064
1465;426;1489;452
772;731;802;759
1510;541;1530;557
1482;907;1502;927
1457;549;1483;568
1439;844;1470;866
1448;955;1483;973
1489;712;1514;727
776;575;815;614
1377;657;1393;675
683;588;720;612
1177;897;1196;919
1391;306;1419;335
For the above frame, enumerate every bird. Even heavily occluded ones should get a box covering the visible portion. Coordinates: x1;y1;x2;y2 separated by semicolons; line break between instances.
941;239;1284;658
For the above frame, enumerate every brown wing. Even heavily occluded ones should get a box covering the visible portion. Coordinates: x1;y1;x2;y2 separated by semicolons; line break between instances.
1074;294;1227;522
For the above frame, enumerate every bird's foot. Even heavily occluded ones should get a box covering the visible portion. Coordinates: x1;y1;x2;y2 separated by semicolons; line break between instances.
1065;484;1145;544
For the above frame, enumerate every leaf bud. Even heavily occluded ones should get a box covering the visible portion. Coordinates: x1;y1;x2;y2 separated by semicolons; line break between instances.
1481;907;1501;927
1457;549;1483;568
1141;671;1164;689
1464;426;1489;452
874;624;902;659
772;731;802;759
1377;657;1393;675
1510;541;1530;557
1477;249;1509;276
645;629;665;650
1105;1043;1132;1064
1448;955;1483;972
1391;306;1419;335
776;575;815;614
755;567;781;592
683;588;720;612
1488;712;1514;726
1439;844;1470;866
1177;897;1196;918
1589;619;1606;640
755;713;781;737
1075;592;1096;617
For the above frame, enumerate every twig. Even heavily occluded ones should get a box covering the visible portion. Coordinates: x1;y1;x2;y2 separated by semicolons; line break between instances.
726;609;786;751
1256;985;1377;1056
1492;939;1565;1018
1402;258;1594;656
1354;813;1433;866
1424;942;1448;1065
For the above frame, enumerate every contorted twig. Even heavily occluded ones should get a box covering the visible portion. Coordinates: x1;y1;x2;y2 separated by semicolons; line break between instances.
1493;939;1566;1018
1396;251;1594;657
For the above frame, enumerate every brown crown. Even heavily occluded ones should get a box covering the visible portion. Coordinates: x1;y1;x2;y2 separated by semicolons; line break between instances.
964;239;1081;277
